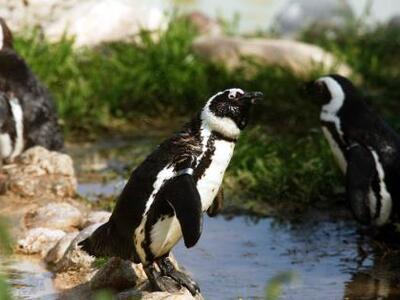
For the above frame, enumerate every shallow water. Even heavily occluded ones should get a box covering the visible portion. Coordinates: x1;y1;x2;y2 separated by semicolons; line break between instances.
175;216;368;300
5;135;400;299
2;257;56;300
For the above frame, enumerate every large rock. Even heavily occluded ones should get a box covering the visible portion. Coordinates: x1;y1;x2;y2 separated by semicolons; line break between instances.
0;0;166;47
24;202;84;232
0;146;77;198
17;227;66;257
274;0;354;37
192;36;352;76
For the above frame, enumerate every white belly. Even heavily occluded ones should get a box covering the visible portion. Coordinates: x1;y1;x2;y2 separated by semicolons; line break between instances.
322;126;347;173
197;139;235;211
0;133;12;158
150;216;182;258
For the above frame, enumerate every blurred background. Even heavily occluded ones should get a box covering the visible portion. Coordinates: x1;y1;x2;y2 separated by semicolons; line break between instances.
2;0;400;299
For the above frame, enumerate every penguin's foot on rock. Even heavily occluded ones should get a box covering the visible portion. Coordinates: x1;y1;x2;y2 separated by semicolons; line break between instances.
157;256;200;296
144;264;181;293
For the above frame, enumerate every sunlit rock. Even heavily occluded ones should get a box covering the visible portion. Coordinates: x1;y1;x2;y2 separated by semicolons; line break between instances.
45;231;80;265
0;146;77;198
24;202;84;232
84;211;111;227
53;223;101;272
192;36;352;77
183;11;222;37
17;227;66;257
0;0;166;47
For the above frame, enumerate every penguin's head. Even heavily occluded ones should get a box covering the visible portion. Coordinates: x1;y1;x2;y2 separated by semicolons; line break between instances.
306;74;357;114
0;18;13;50
201;88;263;138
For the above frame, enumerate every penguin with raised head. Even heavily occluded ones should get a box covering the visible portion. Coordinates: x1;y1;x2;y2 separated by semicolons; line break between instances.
306;74;400;227
0;18;63;162
79;88;263;294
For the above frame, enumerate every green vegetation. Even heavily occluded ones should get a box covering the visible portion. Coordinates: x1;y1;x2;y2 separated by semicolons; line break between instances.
0;218;13;300
13;16;400;213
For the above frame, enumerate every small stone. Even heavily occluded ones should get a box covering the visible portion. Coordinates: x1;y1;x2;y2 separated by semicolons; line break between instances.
24;202;84;232
84;211;111;227
17;227;66;257
53;223;102;272
45;231;80;265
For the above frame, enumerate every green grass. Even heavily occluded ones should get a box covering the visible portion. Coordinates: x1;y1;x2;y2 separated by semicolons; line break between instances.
12;16;400;211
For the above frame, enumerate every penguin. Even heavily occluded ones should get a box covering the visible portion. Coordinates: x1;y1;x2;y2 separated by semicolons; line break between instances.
0;18;63;162
79;88;263;294
306;74;400;227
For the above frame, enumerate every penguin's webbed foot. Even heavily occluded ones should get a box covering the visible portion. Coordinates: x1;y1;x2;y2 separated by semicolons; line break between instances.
157;256;200;296
144;264;181;293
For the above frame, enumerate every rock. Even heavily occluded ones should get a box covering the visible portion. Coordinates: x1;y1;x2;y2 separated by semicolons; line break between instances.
24;202;84;232
192;36;352;77
45;231;80;265
183;11;222;37
84;211;111;227
388;15;400;29
53;223;102;272
274;0;353;37
0;0;166;47
118;289;204;300
89;257;138;291
17;227;66;257
0;146;77;198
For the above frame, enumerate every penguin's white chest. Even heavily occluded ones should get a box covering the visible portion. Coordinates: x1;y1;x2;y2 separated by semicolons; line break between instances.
321;126;347;173
197;139;235;211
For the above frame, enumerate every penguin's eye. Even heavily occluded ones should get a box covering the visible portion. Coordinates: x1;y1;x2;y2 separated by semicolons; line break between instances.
228;94;235;100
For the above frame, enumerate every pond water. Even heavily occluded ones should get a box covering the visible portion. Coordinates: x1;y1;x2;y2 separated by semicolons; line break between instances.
4;134;400;299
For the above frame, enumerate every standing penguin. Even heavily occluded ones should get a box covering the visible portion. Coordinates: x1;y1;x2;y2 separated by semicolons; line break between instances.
306;74;400;227
79;88;263;294
0;18;63;162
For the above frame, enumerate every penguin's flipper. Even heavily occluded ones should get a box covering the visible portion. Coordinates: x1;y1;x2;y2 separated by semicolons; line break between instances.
163;174;202;248
207;187;224;217
346;144;376;225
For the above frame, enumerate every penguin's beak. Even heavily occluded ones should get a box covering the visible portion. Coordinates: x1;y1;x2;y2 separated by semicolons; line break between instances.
239;91;264;104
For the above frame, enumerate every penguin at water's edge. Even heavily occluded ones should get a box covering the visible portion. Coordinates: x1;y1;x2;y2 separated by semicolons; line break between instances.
306;74;400;227
79;88;263;294
0;18;63;162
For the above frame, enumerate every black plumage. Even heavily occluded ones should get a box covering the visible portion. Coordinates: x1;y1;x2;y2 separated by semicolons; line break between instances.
0;18;63;160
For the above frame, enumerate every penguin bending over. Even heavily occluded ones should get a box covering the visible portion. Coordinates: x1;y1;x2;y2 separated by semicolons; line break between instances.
306;74;400;227
0;18;63;162
79;88;263;294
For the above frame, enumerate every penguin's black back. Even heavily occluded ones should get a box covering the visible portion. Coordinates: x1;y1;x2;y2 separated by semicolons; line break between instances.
336;86;400;217
0;49;63;151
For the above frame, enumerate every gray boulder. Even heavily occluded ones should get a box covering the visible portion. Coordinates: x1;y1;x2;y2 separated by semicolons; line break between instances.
274;0;353;37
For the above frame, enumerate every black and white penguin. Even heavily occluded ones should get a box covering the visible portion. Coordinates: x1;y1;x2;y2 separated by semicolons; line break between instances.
79;88;263;294
0;18;63;162
306;74;400;227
